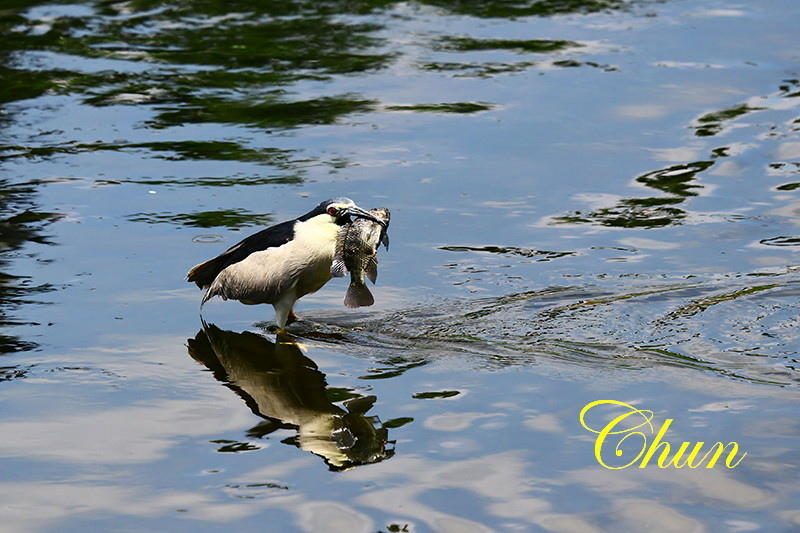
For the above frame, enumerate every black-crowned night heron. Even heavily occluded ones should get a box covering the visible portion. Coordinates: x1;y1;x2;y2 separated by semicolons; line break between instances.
187;197;384;329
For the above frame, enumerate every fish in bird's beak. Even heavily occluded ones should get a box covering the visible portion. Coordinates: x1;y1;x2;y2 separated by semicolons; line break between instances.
343;205;388;227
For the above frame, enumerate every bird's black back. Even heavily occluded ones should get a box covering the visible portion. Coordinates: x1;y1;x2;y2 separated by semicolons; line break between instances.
187;218;296;289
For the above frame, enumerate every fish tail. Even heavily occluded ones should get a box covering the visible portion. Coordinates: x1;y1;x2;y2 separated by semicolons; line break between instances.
344;282;374;308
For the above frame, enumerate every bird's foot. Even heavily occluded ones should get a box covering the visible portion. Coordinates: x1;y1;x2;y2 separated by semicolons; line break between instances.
260;309;300;334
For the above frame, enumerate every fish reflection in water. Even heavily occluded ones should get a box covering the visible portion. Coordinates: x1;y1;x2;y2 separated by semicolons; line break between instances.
187;323;394;470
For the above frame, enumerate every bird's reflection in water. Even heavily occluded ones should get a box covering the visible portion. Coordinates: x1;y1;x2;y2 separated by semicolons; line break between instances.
187;322;394;471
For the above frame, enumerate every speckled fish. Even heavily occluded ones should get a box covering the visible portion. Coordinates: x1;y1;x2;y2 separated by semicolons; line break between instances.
330;208;390;308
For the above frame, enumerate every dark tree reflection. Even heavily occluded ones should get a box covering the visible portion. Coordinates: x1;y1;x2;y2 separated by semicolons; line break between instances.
0;180;59;354
1;7;61;355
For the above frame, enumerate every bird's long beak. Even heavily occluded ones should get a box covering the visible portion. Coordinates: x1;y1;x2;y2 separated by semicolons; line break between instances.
344;205;387;227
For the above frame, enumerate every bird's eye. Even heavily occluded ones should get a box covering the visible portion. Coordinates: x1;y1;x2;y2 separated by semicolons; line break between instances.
327;206;339;216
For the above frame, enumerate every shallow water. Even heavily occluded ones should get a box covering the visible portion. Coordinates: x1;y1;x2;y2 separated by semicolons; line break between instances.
1;0;799;531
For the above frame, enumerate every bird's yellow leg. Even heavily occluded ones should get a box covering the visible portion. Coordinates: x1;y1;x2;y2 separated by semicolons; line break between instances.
272;287;298;330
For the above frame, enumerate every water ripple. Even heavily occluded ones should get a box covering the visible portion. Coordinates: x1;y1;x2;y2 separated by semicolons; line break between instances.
304;268;800;387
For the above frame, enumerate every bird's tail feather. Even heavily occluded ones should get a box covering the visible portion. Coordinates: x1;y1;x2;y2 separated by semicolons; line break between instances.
343;283;374;308
200;288;214;306
187;256;227;289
